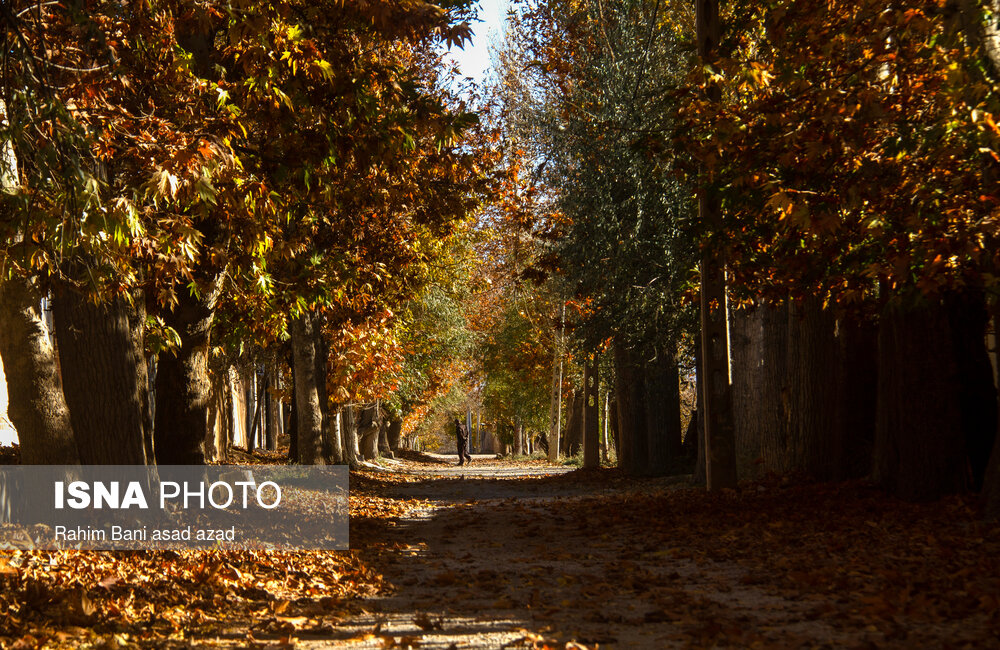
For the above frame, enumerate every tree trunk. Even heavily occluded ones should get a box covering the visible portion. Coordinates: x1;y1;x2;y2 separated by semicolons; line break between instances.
583;354;600;468
53;287;150;464
548;302;565;462
644;346;682;477
287;368;298;462
947;290;997;491
154;272;224;465
358;404;380;460
614;344;646;476
831;314;878;479
514;418;524;455
697;0;737;491
290;312;324;465
0;277;78;464
341;405;361;469
786;298;839;479
266;362;280;451
874;294;968;500
730;305;761;476
693;332;707;486
758;302;790;474
387;417;403;452
563;391;584;457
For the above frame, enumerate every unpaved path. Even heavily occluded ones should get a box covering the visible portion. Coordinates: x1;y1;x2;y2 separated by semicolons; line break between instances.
300;456;886;649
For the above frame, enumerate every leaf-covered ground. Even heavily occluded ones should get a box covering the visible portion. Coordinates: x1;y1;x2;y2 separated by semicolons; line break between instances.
2;452;999;648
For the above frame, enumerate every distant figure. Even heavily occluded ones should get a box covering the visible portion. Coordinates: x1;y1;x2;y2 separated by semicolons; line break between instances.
454;418;472;466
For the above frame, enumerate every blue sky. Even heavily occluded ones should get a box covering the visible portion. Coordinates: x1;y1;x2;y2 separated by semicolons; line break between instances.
441;0;509;91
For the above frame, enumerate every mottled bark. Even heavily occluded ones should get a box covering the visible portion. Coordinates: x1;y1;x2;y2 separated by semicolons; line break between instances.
341;405;361;469
758;302;790;474
290;312;324;465
154;272;225;465
0;278;78;464
54;287;149;464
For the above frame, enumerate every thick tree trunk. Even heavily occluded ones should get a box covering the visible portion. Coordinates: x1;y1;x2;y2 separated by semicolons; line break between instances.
341;405;361;469
563;391;584;457
614;344;646;476
583;354;600;468
290;312;324;465
54;287;150;465
644;346;682;477
287;368;298;462
730;305;761;476
697;0;737;491
947;290;997;490
154;272;224;465
358;404;380;460
0;277;78;464
378;420;393;458
758;302;790;474
786;298;839;479
388;417;403;452
874;294;968;500
831;314;878;479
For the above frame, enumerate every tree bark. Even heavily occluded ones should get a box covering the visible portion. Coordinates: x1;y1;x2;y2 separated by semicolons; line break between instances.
730;305;761;476
0;277;78;464
874;294;968;500
358;404;380;460
614;344;646;476
831;314;878;479
583;354;600;468
266;362;280;452
697;0;737;491
341;405;361;469
644;346;682;477
154;272;225;465
693;332;706;486
290;312;325;464
786;298;839;479
387;417;403;452
758;302;790;474
947;290;997;491
53;287;150;465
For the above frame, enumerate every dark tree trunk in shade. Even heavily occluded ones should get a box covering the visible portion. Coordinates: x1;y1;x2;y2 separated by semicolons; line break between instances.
154;272;225;465
287;370;298;462
874;294;969;500
614;344;647;476
693;333;706;486
583;355;600;468
387;418;403;451
358;404;380;460
785;298;839;479
564;390;584;457
266;363;279;452
729;305;761;476
378;420;393;458
54;287;150;465
831;314;878;479
0;277;79;464
608;398;620;460
290;312;325;465
758;302;790;474
947;290;997;491
645;346;682;477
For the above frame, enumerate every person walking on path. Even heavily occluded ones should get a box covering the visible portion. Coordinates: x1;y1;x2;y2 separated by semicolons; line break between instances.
454;418;473;466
